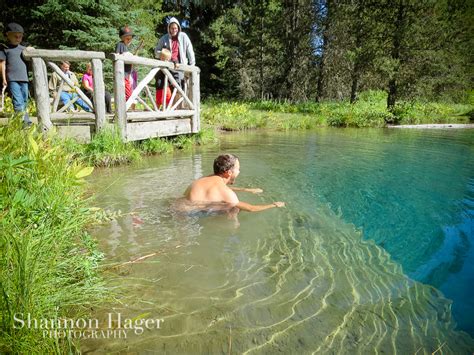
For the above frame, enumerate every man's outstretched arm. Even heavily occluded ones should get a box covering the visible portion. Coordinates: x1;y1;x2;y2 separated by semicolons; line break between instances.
231;187;263;194
236;201;285;212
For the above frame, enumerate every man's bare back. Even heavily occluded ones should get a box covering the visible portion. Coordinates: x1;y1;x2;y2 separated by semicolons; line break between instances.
185;175;238;205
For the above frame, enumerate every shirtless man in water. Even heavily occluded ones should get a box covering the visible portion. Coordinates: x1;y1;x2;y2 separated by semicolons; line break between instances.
184;154;285;212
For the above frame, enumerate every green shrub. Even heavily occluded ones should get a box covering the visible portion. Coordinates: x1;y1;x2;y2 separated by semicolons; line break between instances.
193;126;219;145
83;128;141;167
0;118;105;353
325;112;347;127
0;96;37;117
139;137;174;155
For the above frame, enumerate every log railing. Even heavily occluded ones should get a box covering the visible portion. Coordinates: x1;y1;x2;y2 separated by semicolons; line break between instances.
22;48;200;141
23;48;107;132
108;53;200;141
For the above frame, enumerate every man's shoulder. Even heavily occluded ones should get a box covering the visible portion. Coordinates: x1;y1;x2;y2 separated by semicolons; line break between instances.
192;176;226;192
194;175;219;185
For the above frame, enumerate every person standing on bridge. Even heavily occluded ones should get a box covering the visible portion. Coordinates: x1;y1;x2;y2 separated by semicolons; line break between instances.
155;48;174;108
154;17;195;88
115;26;135;104
0;23;33;126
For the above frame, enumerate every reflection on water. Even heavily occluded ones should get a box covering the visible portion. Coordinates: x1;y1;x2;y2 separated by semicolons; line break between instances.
83;129;474;353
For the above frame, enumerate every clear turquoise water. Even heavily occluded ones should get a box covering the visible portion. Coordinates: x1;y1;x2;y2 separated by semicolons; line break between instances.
84;128;474;353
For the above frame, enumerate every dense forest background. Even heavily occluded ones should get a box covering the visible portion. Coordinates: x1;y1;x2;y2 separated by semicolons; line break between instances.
1;0;473;109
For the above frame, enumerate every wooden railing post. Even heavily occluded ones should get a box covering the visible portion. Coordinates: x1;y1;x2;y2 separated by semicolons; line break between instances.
113;58;127;141
191;70;200;133
31;57;53;131
92;58;106;132
24;48;106;135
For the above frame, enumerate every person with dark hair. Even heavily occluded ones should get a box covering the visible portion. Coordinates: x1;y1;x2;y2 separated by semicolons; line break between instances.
0;22;32;125
115;26;135;102
184;154;285;212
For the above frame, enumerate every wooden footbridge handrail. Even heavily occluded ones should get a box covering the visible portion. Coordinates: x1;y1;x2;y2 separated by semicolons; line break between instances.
108;53;200;141
23;48;107;132
22;48;200;142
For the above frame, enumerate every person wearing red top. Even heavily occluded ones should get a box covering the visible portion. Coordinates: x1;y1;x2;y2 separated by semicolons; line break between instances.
115;26;134;102
155;49;173;108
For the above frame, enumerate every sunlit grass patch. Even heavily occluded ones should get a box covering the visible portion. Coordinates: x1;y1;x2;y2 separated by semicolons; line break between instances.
0;119;106;353
203;91;473;129
81;128;141;167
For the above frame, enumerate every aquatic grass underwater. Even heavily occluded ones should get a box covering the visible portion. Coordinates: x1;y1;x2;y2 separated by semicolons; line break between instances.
0;118;106;353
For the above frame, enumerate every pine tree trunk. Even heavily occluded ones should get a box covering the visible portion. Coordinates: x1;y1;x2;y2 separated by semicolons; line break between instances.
259;0;264;100
350;69;359;103
350;33;362;104
316;0;331;102
387;1;405;111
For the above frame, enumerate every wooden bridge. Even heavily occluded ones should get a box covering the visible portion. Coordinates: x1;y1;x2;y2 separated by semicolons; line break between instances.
22;48;200;142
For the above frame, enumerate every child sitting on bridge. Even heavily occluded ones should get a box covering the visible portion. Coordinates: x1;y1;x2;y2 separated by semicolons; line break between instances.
82;63;112;114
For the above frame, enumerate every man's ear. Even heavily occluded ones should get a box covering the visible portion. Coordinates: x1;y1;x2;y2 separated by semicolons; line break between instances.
222;170;231;178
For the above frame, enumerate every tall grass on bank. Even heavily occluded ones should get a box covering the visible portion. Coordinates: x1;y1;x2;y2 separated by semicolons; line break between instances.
58;126;219;167
0;96;37;117
202;90;473;130
0;118;106;353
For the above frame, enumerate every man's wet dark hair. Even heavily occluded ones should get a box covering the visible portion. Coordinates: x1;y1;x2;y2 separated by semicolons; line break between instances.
213;154;239;175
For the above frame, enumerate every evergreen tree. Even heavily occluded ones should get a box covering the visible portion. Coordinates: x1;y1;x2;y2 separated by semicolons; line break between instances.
1;0;471;102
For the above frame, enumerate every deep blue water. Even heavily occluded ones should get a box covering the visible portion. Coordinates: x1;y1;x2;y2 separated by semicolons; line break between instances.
221;128;474;335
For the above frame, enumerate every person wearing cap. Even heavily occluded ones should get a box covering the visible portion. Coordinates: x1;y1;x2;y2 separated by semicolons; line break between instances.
115;26;135;103
154;17;195;86
0;22;32;125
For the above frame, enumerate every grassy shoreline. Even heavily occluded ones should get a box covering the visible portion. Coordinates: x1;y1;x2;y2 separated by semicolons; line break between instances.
0;118;218;352
202;91;473;131
58;126;218;168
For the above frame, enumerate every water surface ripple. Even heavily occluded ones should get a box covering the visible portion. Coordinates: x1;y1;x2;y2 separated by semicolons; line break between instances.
84;129;474;354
